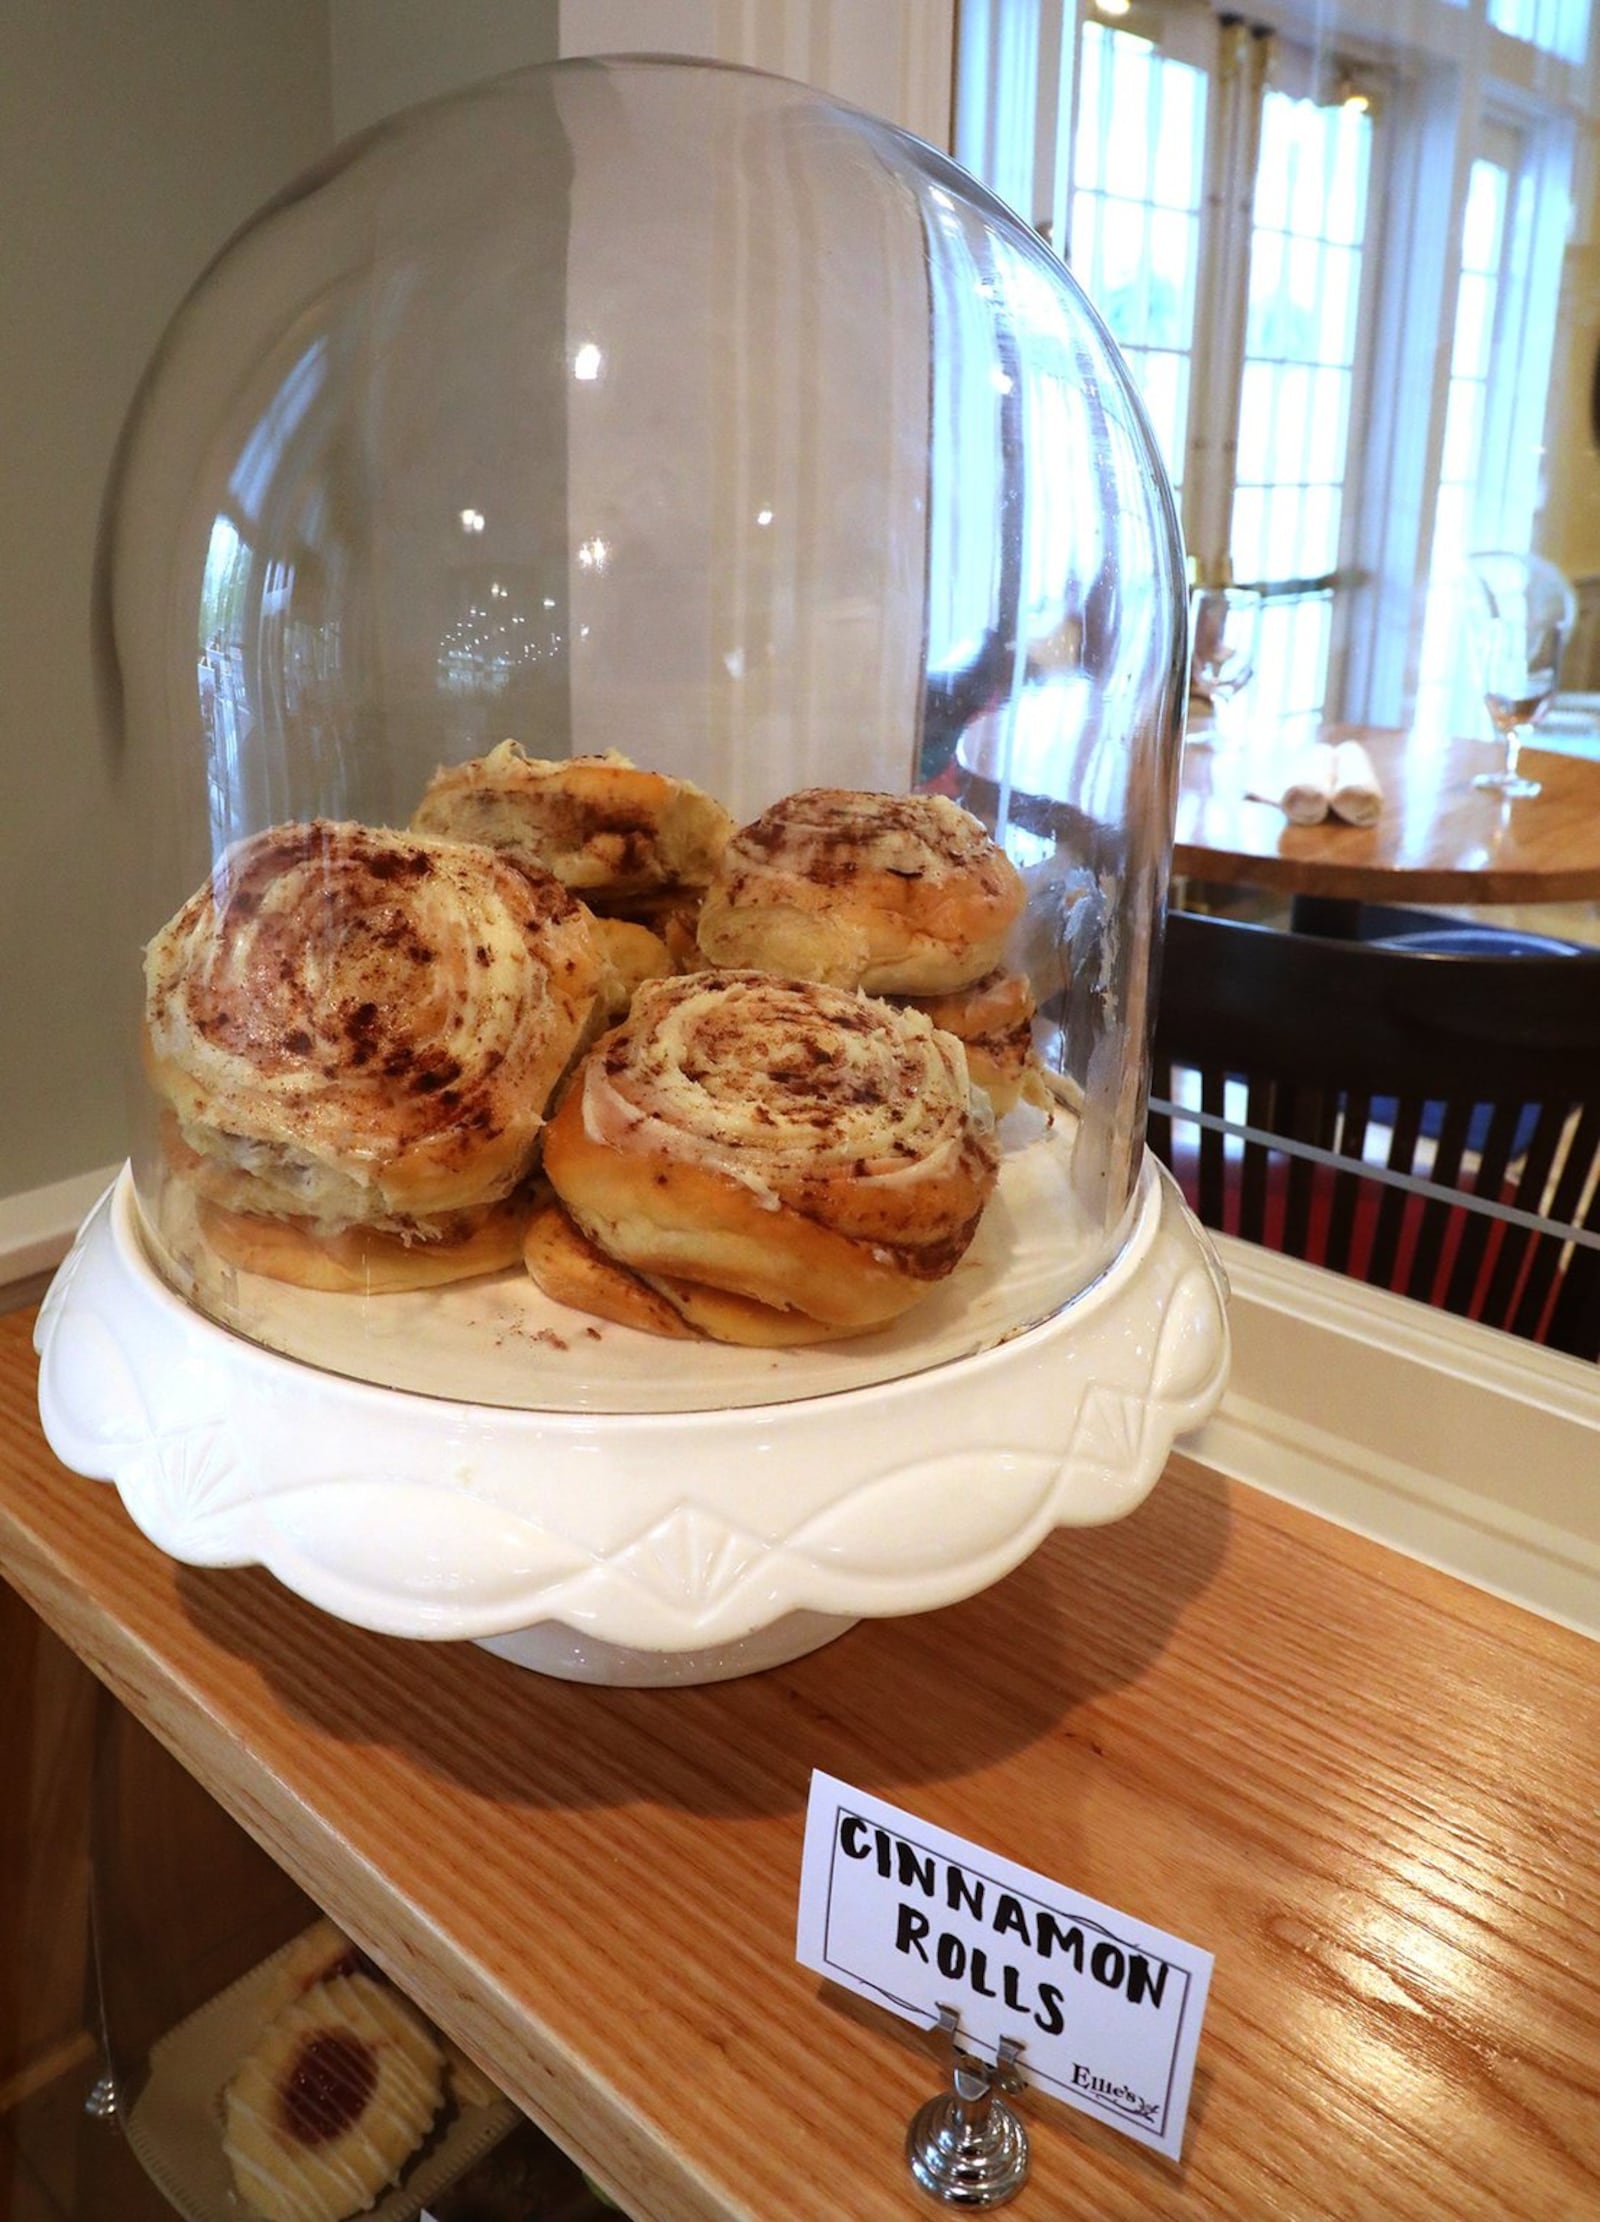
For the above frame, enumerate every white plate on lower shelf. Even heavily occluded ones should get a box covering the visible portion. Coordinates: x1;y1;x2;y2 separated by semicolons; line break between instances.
123;1929;519;2222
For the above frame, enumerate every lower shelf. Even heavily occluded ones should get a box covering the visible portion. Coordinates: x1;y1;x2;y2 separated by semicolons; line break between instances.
120;1927;616;2222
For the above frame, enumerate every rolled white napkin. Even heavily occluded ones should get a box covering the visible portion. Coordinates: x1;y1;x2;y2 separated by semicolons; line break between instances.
1330;740;1383;826
1280;742;1335;824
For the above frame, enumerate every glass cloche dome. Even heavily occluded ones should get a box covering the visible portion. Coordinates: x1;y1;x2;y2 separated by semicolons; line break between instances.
97;54;1190;1419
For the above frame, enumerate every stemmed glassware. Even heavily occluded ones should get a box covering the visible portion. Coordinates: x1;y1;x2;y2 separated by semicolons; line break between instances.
1466;553;1575;801
1472;617;1558;799
1187;585;1262;747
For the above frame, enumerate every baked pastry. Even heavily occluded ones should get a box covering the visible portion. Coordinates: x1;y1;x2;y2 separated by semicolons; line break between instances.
143;821;602;1288
523;1189;701;1339
694;788;1027;994
539;970;1000;1341
248;1919;501;2127
893;968;1042;1118
252;1920;369;2028
191;1186;531;1295
411;743;733;911
221;1971;444;2222
586;911;678;1024
524;1188;871;1345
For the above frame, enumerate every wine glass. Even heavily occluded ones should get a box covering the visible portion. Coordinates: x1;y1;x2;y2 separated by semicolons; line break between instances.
1473;617;1556;798
1466;553;1574;801
1188;586;1262;747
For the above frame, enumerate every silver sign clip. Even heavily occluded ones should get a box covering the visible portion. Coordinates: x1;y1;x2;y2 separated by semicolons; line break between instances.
906;2004;1030;2208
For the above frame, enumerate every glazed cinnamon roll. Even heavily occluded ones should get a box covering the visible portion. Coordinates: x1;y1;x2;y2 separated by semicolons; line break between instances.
190;1186;532;1294
892;968;1043;1118
538;970;1000;1341
522;1189;702;1340
143;821;602;1286
221;1972;443;2222
586;910;678;1024
695;788;1027;995
411;742;733;912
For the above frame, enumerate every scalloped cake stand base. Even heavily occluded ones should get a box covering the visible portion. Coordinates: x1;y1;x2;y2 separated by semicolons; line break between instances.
34;1164;1229;1686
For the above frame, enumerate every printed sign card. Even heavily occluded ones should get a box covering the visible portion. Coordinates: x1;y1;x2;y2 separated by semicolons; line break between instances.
795;1772;1213;2162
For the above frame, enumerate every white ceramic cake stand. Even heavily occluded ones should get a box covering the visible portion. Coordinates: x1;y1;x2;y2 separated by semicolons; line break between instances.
34;1161;1228;1685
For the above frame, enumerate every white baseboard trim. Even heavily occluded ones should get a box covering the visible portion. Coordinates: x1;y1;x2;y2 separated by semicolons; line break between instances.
0;1165;120;1289
1187;1237;1600;1641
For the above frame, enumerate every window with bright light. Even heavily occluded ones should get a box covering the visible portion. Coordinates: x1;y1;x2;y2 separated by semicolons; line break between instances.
1068;21;1208;502
1487;0;1590;65
955;0;1585;734
1054;12;1380;727
1233;85;1373;720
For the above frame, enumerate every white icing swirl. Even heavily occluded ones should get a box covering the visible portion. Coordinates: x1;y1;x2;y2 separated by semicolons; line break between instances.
144;819;599;1223
579;970;994;1206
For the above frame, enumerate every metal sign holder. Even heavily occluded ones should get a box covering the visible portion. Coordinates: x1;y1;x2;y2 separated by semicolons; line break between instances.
906;2006;1029;2208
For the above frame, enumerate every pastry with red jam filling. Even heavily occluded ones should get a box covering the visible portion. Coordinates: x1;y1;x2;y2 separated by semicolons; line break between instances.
221;1971;444;2222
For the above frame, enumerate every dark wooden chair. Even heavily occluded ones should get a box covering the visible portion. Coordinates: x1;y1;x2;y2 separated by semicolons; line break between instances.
1289;893;1587;956
1148;910;1600;1358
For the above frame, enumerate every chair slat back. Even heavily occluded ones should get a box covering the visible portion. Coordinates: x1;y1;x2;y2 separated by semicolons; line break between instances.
1150;912;1600;1359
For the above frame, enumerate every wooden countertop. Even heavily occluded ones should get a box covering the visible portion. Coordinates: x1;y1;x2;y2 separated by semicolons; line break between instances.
1174;723;1600;903
2;1304;1597;2220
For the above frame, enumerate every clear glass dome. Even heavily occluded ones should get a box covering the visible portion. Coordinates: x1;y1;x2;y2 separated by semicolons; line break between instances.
102;54;1186;1414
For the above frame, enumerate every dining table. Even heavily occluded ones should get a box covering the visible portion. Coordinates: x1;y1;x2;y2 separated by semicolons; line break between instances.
1173;721;1600;907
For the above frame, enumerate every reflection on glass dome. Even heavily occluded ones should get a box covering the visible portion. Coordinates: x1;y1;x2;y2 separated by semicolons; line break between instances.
101;54;1185;1414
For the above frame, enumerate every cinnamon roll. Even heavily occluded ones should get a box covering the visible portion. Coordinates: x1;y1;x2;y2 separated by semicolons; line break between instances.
522;1190;701;1339
523;1186;865;1345
192;1188;531;1294
411;742;733;911
695;788;1027;995
586;910;678;1024
539;970;1000;1341
892;968;1043;1118
221;1972;443;2222
143;821;602;1286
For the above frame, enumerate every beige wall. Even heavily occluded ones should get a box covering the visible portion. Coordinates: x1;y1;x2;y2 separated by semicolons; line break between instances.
1545;234;1600;586
1;3;331;1202
330;0;560;137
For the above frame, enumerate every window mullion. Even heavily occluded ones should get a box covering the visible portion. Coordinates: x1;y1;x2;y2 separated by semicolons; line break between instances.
1185;21;1270;582
955;0;1055;233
